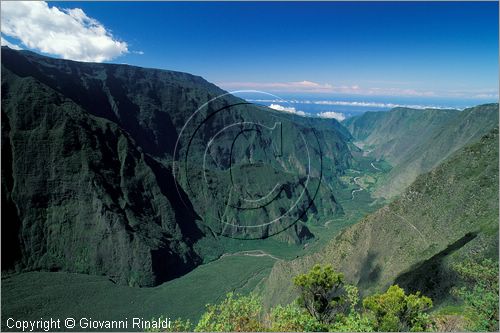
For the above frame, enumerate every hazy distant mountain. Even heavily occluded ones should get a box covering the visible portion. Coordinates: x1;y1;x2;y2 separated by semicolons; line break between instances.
344;104;498;197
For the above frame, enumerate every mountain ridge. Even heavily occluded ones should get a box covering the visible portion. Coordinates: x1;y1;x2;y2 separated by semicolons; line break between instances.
1;46;354;286
343;103;498;197
261;126;499;308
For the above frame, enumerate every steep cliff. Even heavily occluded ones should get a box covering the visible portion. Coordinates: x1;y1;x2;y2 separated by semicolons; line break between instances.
1;47;354;286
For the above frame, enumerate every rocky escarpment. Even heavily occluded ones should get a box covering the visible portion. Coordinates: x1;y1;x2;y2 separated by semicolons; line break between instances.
1;70;204;286
1;47;354;286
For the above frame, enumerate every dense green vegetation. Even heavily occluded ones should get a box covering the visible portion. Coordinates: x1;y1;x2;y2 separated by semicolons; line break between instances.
262;127;499;313
362;285;432;331
1;254;274;331
1;46;353;286
449;259;499;331
145;262;498;332
2;46;498;332
1;132;385;331
150;263;500;332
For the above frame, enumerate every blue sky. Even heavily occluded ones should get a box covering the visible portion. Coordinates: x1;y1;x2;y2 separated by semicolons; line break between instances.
1;1;498;109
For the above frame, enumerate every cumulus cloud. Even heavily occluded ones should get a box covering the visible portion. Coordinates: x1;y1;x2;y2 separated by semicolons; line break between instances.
268;103;307;116
317;111;346;121
1;37;22;50
1;1;128;62
267;103;348;120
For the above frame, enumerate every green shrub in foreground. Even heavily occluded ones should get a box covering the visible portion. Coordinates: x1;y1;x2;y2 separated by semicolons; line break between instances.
146;265;442;332
451;259;499;331
144;317;192;332
293;264;350;324
363;285;433;332
194;292;264;332
268;303;325;332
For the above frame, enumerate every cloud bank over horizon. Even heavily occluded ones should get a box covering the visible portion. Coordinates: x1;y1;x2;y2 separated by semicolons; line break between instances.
220;81;498;100
249;98;484;111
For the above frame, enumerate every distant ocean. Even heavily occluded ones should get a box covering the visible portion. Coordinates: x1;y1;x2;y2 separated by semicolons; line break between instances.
233;92;498;120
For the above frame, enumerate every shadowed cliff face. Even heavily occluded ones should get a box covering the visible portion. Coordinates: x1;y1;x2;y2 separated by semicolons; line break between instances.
1;47;354;286
1;70;203;286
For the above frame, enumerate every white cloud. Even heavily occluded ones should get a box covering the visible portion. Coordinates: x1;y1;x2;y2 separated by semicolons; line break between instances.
1;1;128;62
268;103;307;116
267;103;347;120
1;36;22;50
317;111;346;121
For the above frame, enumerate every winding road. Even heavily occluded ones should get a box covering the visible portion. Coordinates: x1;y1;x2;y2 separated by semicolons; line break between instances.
351;160;380;200
220;250;281;261
324;220;334;227
351;176;364;200
370;162;382;171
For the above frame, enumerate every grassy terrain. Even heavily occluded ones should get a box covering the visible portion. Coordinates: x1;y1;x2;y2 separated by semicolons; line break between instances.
2;255;275;331
261;128;499;309
2;152;389;331
194;151;392;263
